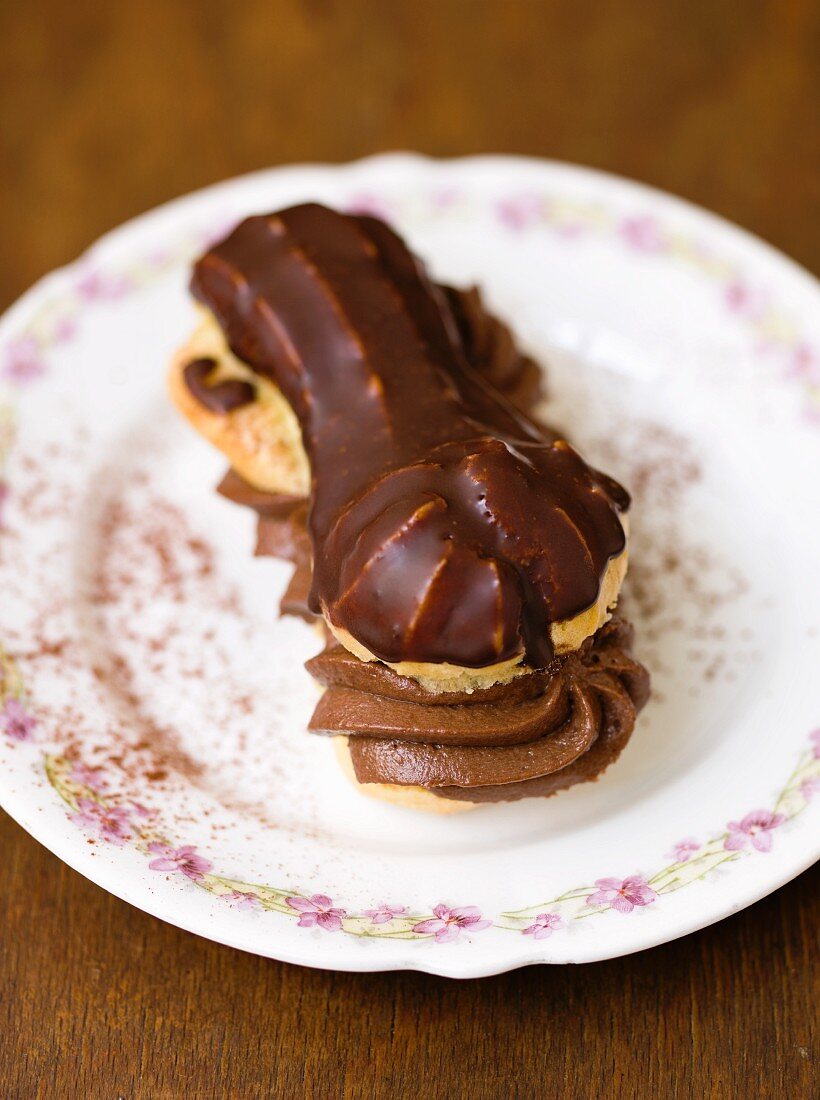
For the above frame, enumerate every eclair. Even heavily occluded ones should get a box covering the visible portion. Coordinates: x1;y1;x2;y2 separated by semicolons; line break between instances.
169;203;649;812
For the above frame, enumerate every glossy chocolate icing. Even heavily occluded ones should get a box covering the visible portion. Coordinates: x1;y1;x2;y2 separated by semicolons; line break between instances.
192;203;628;670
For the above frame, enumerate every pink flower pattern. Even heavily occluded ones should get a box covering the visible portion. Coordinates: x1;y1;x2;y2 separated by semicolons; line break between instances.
619;215;664;253
70;762;107;791
52;315;77;343
586;875;658;914
522;912;564;940
413;904;492;943
724;810;786;853
224;890;262;911
0;480;8;529
286;894;347;931
362;903;409;925
667;838;701;863
1;698;37;742
70;797;132;845
496;194;545;231
74;268;132;302
148;843;213;880
431;186;460;210
800;776;820;801
785;344;820;383
724;279;768;320
2;337;46;383
810;730;820;760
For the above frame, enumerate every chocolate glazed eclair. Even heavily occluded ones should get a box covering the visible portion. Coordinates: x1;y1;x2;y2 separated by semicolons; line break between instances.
168;203;649;812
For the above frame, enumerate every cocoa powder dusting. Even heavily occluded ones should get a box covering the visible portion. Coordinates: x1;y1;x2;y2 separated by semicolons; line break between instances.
588;418;751;702
2;395;755;841
1;425;313;838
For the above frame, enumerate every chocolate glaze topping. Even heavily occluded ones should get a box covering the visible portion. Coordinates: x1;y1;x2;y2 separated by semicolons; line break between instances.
192;204;628;670
183;357;256;414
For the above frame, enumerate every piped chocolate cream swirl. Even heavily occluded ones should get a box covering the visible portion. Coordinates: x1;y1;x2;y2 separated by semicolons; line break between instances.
191;203;628;670
330;619;649;800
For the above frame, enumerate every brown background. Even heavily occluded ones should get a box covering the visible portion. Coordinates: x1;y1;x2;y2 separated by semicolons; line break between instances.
1;1;818;1097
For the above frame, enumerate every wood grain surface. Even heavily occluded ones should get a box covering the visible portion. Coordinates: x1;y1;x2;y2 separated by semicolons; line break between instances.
1;2;818;1097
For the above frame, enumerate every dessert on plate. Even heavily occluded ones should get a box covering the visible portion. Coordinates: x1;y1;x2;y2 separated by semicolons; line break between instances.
168;203;649;812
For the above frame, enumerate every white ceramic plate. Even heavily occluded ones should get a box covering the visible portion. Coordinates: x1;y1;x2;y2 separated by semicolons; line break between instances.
1;154;818;977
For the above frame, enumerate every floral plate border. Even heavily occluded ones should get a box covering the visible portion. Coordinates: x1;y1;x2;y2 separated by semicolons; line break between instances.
1;156;819;960
2;647;818;946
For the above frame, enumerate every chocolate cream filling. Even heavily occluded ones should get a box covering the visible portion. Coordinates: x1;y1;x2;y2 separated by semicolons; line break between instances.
182;357;256;414
341;621;649;796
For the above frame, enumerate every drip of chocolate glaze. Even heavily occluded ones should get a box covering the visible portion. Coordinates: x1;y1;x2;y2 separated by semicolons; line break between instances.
191;204;628;669
183;358;256;414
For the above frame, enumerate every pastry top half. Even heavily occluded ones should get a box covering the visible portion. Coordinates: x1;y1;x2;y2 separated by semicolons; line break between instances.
173;203;630;687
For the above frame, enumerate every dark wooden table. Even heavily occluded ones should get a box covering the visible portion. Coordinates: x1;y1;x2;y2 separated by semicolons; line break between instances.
1;2;818;1096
